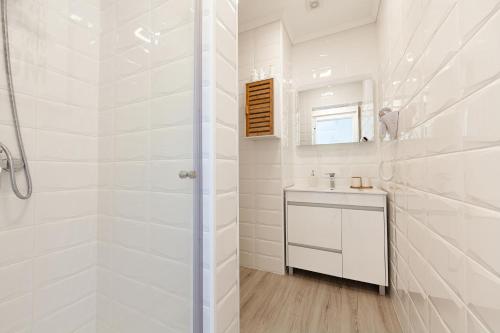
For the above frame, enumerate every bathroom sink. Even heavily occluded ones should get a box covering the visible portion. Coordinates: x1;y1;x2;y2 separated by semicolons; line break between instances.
285;185;387;195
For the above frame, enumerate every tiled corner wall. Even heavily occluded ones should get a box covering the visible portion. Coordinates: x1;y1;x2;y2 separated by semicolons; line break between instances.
238;21;287;274
96;0;197;332
291;24;381;188
204;0;240;332
378;0;500;332
0;0;99;331
214;0;239;331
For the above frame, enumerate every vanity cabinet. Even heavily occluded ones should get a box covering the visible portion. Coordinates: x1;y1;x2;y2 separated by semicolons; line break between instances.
285;187;388;294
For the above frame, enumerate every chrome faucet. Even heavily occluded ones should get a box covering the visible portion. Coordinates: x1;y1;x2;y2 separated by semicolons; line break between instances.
325;173;336;189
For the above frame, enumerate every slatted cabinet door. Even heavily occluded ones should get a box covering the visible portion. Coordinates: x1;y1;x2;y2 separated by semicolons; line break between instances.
245;78;274;137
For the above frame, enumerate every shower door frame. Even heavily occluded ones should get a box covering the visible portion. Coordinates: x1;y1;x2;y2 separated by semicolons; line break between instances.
193;0;203;331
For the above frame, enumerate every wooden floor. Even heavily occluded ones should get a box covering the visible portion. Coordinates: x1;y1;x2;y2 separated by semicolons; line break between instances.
240;267;402;333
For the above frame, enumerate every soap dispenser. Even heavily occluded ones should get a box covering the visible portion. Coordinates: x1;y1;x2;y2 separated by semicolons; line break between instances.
308;170;318;187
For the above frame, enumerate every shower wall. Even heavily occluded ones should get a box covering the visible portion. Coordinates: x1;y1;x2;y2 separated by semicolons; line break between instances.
0;0;99;331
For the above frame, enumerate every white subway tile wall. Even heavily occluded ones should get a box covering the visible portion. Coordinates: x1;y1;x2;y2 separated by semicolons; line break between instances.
238;21;287;274
0;0;99;332
203;0;239;331
378;0;500;332
291;24;381;188
213;0;239;332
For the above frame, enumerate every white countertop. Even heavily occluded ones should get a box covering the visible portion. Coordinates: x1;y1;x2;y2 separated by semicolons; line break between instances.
285;185;387;196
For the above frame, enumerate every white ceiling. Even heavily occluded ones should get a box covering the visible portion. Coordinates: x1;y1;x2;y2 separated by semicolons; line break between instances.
238;0;381;44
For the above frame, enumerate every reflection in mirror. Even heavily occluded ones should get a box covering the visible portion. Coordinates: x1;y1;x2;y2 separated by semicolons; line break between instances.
296;79;374;146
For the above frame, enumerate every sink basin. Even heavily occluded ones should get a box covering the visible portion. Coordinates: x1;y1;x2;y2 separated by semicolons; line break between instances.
285;185;387;195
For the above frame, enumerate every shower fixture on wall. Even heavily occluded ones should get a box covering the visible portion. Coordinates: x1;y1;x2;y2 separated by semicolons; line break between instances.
0;0;33;199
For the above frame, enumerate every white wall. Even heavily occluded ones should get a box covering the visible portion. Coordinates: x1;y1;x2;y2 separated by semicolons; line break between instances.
203;0;240;332
238;21;287;275
214;0;240;331
0;0;99;331
291;24;380;188
378;0;500;332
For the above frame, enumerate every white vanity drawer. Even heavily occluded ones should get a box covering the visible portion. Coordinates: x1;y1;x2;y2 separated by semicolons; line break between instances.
288;245;342;277
287;204;341;250
286;191;385;208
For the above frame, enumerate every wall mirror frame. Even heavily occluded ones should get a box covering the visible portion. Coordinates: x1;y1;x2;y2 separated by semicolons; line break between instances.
295;77;375;146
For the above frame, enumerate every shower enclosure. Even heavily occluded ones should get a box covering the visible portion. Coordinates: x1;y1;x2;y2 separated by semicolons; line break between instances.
0;0;203;332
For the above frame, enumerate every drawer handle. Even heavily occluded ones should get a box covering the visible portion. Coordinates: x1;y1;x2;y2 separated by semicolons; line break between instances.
288;201;384;212
288;242;342;254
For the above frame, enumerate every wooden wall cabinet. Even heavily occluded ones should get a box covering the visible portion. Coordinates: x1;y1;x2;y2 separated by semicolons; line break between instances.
245;78;275;137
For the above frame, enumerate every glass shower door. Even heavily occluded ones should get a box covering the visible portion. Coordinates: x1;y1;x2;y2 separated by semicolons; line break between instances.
97;0;202;332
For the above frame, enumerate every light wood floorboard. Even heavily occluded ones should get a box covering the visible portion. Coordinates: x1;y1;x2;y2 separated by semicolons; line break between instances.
240;267;402;333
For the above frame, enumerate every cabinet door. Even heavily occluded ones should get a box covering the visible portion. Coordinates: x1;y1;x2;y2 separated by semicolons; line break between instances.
287;205;341;250
246;79;274;137
342;209;386;285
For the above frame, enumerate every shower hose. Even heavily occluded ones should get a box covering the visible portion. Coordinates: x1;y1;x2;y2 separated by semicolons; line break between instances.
0;0;33;199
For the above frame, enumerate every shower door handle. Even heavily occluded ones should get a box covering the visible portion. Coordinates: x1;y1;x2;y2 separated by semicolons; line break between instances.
179;170;197;179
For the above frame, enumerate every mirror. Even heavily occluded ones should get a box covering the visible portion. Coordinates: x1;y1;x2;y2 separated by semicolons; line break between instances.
296;79;375;146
